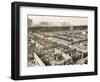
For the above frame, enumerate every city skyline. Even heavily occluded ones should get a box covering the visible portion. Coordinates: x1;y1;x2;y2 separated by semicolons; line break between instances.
28;15;88;27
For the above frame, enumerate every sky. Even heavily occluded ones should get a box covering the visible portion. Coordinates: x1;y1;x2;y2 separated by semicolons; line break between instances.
28;15;88;27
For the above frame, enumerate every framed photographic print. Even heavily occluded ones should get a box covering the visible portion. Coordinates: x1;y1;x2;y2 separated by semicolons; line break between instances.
11;1;98;80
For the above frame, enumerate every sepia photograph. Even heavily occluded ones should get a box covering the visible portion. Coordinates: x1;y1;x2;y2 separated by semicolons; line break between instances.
27;15;88;67
11;2;97;80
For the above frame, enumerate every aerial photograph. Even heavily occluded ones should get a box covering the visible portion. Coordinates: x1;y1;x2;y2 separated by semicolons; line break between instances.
27;15;88;67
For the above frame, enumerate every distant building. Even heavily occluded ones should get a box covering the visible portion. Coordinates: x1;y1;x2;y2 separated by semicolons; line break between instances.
35;21;70;27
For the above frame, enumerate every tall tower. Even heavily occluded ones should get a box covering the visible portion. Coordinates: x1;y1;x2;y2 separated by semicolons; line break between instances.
70;25;74;31
28;18;33;27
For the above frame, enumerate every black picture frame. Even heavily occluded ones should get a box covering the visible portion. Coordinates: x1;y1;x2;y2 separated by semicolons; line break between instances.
11;1;98;80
